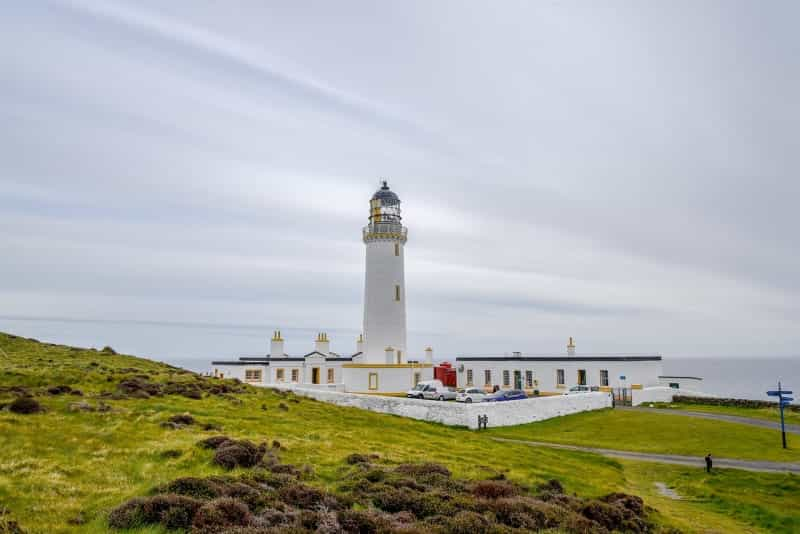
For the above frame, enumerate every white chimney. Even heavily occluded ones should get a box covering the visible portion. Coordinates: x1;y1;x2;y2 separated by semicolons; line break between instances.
270;331;285;358
567;337;576;356
425;347;433;365
315;332;330;354
385;346;395;364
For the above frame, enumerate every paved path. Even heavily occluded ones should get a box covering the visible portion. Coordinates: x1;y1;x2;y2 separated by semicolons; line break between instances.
492;437;800;474
618;406;800;435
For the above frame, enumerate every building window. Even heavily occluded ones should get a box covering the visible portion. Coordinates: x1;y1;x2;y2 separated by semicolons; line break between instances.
291;369;299;383
600;369;609;387
327;368;335;384
525;370;533;388
368;372;379;390
395;285;401;301
556;369;565;386
413;372;421;386
276;369;285;382
484;370;492;386
244;369;262;382
466;369;473;386
577;369;587;386
395;243;400;256
502;370;510;387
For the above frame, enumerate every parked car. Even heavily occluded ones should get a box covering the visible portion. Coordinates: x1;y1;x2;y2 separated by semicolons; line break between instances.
483;389;527;402
422;385;458;401
564;385;591;395
406;379;443;399
456;388;486;403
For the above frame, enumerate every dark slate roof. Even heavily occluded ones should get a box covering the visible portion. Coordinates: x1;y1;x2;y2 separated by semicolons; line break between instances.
372;181;400;205
456;354;662;362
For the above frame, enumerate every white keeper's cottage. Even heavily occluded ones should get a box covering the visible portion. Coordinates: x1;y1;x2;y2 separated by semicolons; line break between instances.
211;181;434;393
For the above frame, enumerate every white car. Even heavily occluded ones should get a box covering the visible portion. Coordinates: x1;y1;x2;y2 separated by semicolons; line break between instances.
422;385;458;401
406;379;444;399
456;388;487;403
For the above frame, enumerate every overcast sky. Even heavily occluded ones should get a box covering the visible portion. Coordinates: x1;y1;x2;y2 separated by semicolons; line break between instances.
1;0;798;359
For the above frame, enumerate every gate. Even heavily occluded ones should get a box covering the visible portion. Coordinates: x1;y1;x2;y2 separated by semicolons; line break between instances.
613;388;631;407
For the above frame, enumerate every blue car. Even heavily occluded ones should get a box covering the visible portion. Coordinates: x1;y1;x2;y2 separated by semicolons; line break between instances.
483;389;527;402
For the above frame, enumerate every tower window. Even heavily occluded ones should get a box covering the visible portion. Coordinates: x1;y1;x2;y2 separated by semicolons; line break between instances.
368;372;379;390
395;285;401;301
394;243;400;256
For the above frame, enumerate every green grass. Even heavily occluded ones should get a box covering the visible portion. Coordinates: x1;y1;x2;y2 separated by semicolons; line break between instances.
488;408;800;462
1;332;798;534
648;401;800;426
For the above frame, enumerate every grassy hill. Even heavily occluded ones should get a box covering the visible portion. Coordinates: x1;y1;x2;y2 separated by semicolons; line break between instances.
0;332;797;533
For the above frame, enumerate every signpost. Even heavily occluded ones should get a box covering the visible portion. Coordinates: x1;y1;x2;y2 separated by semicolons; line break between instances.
767;382;793;449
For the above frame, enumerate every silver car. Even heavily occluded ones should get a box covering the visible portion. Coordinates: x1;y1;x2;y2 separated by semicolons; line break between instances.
456;387;487;403
422;385;457;401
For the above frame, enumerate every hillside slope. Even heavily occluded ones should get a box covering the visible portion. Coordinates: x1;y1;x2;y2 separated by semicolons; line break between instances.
0;332;797;533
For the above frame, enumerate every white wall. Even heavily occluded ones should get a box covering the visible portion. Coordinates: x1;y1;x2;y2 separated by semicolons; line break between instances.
457;359;663;393
631;386;675;406
342;366;433;393
272;385;612;429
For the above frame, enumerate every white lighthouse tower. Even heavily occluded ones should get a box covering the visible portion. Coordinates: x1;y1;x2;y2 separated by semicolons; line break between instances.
362;181;408;364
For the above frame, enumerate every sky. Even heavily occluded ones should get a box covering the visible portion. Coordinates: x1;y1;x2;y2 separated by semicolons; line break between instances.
1;0;799;361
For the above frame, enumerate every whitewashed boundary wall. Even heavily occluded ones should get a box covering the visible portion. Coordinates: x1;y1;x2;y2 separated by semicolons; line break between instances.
631;386;675;406
270;385;611;429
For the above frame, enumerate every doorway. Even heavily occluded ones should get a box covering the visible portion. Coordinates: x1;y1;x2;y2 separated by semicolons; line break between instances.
577;369;587;386
513;370;522;389
312;367;320;385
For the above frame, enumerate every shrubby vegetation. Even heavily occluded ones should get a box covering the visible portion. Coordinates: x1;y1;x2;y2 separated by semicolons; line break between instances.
108;443;666;533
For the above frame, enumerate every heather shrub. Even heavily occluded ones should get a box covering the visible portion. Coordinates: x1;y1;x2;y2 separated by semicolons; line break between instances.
470;480;521;500
156;477;223;499
278;483;339;510
441;510;495;534
337;508;393;534
345;453;370;465
198;435;232;449
168;413;196;425
213;440;265;469
108;494;202;529
192;498;252;532
8;396;42;414
578;500;625;531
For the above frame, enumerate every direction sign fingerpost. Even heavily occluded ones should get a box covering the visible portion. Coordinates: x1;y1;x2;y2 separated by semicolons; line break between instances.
767;382;793;449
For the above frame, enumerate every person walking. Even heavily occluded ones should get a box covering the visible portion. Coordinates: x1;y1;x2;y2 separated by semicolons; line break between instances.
705;453;712;473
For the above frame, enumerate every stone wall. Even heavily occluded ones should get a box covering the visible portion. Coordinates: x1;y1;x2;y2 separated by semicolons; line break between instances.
271;385;612;428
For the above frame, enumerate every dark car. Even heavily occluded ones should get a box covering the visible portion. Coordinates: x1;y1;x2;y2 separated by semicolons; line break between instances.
483;389;527;402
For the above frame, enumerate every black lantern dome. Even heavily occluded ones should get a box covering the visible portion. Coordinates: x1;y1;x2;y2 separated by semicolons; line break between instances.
371;180;400;206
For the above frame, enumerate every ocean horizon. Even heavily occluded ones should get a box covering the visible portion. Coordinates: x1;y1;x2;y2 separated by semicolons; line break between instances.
2;315;797;402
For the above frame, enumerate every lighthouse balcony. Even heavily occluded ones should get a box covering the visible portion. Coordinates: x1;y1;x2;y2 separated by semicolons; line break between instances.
363;223;408;242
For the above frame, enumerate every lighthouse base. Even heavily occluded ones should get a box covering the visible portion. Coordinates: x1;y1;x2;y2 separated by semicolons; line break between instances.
342;364;433;394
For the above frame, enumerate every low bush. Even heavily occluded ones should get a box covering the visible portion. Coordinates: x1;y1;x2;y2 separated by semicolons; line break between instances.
191;498;252;532
213;440;266;470
470;479;521;499
8;396;43;414
198;436;232;449
167;413;196;426
157;477;223;499
108;494;202;530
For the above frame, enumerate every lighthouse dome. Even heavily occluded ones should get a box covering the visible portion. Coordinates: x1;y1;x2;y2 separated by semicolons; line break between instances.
372;181;400;206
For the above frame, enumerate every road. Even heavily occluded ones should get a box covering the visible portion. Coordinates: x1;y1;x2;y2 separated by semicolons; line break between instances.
618;406;800;435
492;437;800;474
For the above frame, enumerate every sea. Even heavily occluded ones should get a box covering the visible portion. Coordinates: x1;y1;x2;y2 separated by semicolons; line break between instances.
1;316;797;402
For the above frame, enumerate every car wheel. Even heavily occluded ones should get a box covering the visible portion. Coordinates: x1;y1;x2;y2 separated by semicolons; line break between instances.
465;398;472;403
438;395;444;401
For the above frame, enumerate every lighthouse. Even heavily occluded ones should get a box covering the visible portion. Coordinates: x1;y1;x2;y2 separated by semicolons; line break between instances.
362;181;408;364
